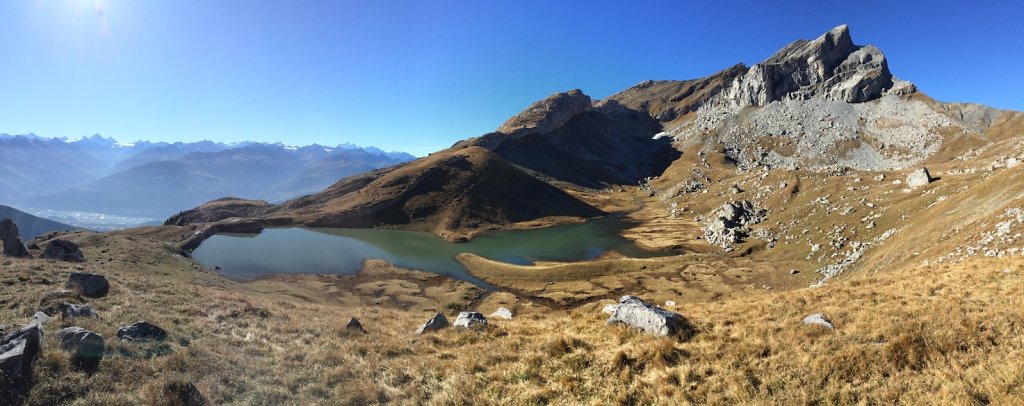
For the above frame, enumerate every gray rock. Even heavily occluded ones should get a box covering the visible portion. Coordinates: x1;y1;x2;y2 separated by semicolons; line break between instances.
490;307;513;320
453;312;487;328
41;239;85;262
66;272;109;298
60;303;98;319
414;313;448;335
906;167;933;188
0;317;45;405
601;304;619;315
55;327;104;373
345;317;366;333
495;89;592;137
39;290;84;316
116;321;167;342
802;313;835;330
607;295;691;338
0;219;30;258
701;201;767;248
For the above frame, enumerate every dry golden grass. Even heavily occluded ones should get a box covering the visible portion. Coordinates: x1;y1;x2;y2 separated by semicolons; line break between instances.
3;228;1023;405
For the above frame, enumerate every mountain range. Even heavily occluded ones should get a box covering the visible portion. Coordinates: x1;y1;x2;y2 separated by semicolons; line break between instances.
0;134;415;224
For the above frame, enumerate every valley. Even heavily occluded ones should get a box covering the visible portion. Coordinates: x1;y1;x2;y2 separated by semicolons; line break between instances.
2;23;1024;405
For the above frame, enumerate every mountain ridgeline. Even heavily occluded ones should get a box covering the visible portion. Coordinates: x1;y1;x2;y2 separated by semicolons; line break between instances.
0;135;414;221
168;24;1021;243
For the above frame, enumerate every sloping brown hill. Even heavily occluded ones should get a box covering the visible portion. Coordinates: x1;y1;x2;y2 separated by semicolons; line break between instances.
266;146;605;240
457;90;678;188
607;63;748;127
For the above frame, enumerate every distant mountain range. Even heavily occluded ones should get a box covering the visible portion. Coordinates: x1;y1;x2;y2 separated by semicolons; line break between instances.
0;205;79;239
0;134;415;223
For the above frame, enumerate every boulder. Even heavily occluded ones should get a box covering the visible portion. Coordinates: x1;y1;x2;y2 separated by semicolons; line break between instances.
701;201;767;248
39;290;84;316
414;313;448;335
0;318;44;405
55;327;104;373
490;307;513;320
802;313;835;331
607;296;692;338
116;321;167;342
906;167;933;188
59;303;98;319
453;312;487;328
0;219;30;258
66;272;109;298
40;239;85;262
345;317;366;333
601;304;619;315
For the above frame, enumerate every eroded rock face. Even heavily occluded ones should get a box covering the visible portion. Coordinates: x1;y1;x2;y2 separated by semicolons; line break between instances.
415;313;448;335
606;296;691;338
0;318;45;405
453;312;487;328
701;201;767;248
41;239;85;262
55;327;104;373
725;25;895;106
495;89;593;137
0;219;30;258
906;167;933;188
116;321;167;342
66;273;110;298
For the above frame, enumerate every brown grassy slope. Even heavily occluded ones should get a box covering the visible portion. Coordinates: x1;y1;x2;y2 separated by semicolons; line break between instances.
163;197;274;226
260;146;604;241
3;228;1024;405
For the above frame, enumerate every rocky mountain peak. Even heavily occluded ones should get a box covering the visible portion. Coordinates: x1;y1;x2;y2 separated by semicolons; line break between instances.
723;24;901;106
496;89;593;136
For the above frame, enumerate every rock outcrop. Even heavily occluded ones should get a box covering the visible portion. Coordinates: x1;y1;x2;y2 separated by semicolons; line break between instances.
490;308;513;320
66;273;110;298
453;312;487;328
59;303;98;319
725;25;895;106
802;313;835;331
701;201;767;248
415;313;449;335
116;321;167;342
40;239;85;262
906;167;933;188
494;89;593;137
606;296;692;338
55;327;105;373
345;318;366;333
178;218;265;252
0;219;30;258
0;317;45;405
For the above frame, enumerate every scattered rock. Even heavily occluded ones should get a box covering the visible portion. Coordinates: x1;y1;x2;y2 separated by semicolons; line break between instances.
607;296;692;338
345;317;366;333
0;316;45;405
490;307;513;320
55;327;105;373
0;219;30;258
60;303;98;319
66;272;110;298
701;201;767;248
790;269;800;275
601;304;619;315
665;300;677;307
414;313;449;335
40;239;85;262
802;313;835;331
453;312;488;328
39;290;84;316
117;321;167;342
906;167;933;188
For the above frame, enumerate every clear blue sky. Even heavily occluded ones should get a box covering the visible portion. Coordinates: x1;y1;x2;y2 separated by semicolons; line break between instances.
1;0;1020;156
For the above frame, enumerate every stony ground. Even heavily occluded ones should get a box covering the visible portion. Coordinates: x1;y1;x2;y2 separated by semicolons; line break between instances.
2;225;1024;405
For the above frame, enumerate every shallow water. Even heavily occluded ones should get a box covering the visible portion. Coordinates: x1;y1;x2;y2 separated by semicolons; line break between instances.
191;219;658;287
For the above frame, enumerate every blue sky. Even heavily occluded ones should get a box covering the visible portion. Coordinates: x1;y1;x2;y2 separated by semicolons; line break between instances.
1;0;1021;156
